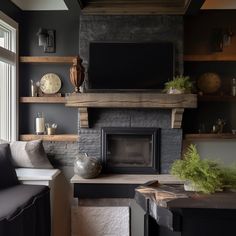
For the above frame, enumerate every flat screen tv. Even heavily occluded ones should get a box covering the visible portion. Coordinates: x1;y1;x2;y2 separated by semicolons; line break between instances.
88;42;175;90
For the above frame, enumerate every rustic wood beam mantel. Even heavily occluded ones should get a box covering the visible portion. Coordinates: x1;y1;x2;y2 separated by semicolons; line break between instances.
66;93;197;128
66;93;197;108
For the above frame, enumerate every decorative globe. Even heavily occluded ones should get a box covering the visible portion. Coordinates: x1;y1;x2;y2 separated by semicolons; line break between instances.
197;73;221;94
74;154;102;179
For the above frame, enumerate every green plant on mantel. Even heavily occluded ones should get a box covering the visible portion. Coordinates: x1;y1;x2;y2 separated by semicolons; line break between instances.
171;144;236;194
163;75;192;94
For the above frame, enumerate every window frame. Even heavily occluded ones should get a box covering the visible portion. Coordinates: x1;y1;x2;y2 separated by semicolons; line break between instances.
0;11;18;141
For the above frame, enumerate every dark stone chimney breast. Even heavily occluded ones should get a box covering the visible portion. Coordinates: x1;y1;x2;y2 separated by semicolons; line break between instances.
79;15;183;90
78;15;184;174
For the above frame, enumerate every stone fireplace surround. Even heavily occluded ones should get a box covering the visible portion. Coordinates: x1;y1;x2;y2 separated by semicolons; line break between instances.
77;14;184;173
78;108;182;174
70;14;189;236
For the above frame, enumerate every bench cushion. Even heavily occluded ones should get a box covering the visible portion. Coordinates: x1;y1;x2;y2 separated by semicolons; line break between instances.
0;184;48;220
0;184;50;236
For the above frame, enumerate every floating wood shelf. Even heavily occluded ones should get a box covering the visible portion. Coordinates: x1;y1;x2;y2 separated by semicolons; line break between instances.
66;93;197;129
184;54;236;62
20;56;78;64
20;97;66;104
198;95;236;102
20;134;79;142
185;133;236;141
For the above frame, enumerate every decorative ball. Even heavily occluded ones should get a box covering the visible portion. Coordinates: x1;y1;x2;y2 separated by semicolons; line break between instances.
197;73;221;94
74;154;102;179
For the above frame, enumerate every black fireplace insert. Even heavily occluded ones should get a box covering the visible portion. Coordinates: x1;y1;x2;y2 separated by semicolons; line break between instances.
101;127;160;174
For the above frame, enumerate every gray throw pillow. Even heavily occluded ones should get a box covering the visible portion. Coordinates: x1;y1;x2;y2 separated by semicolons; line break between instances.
10;140;53;169
0;143;19;189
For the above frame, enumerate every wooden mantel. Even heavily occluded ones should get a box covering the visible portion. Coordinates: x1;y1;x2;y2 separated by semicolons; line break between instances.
66;93;197;129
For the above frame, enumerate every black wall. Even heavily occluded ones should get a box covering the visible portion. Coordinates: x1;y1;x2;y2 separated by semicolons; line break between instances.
20;10;80;56
18;4;81;134
1;0;81;134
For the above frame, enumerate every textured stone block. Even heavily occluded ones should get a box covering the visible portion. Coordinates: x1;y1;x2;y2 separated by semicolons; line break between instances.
130;109;170;128
90;109;131;128
72;206;130;236
43;141;79;167
160;129;183;173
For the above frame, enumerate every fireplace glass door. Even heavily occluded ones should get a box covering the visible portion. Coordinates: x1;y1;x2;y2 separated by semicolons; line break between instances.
101;128;160;174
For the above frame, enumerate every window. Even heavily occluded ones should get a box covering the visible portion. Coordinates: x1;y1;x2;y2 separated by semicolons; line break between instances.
0;11;18;141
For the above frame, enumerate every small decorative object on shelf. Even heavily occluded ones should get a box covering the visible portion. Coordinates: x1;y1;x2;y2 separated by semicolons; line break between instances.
45;123;57;135
231;78;236;96
35;112;45;135
163;75;192;94
69;56;85;93
212;118;226;134
39;73;62;97
197;73;221;94
30;80;37;97
211;28;234;52
184;180;201;192
198;123;206;134
74;153;102;179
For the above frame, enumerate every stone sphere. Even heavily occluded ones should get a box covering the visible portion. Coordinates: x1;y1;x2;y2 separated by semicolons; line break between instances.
197;73;221;94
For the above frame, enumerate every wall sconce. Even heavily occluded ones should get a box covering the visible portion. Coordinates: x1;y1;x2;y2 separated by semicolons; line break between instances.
36;28;56;53
223;28;234;46
211;28;234;52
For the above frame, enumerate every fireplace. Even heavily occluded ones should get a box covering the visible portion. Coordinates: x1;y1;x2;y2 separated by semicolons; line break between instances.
101;127;160;174
71;14;190;236
75;15;185;174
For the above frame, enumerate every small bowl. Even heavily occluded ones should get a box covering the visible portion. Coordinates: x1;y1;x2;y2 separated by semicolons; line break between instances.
232;129;236;135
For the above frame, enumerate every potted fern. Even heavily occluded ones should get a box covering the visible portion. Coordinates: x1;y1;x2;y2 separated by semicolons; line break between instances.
164;75;192;94
171;144;236;194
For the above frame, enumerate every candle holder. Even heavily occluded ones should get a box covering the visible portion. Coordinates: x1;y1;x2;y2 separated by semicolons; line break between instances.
35;112;45;135
45;123;57;135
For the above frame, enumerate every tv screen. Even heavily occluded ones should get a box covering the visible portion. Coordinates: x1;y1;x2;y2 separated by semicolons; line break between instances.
88;42;175;90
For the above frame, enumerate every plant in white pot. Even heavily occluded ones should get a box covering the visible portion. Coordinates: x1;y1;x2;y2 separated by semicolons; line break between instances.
171;144;236;194
164;75;192;94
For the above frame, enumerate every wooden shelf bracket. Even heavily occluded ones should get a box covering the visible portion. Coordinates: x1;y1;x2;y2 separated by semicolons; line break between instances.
79;108;89;128
171;108;184;128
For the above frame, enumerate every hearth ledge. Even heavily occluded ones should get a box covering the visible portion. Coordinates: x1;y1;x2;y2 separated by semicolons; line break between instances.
70;174;183;185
